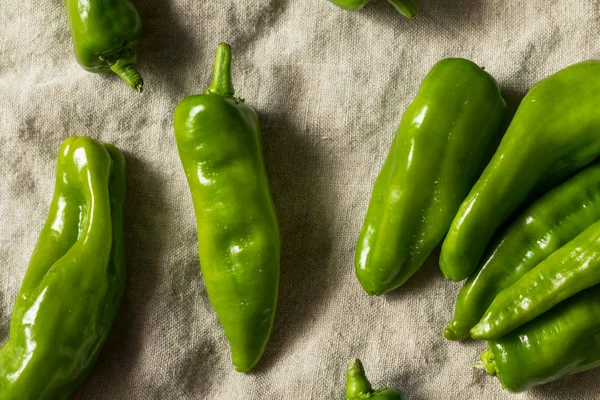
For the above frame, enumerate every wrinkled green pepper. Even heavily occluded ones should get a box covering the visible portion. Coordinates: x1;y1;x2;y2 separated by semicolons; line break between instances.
328;0;418;18
355;58;506;295
345;359;403;399
471;218;600;340
479;287;600;392
64;0;143;92
441;61;600;282
445;160;600;341
0;137;126;399
173;43;280;372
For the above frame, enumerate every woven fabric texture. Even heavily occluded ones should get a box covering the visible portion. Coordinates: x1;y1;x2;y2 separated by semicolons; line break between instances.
1;0;600;399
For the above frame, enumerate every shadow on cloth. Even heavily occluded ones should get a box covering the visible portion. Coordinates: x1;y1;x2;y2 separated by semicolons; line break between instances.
530;368;600;397
0;289;8;345
251;104;337;372
136;0;200;98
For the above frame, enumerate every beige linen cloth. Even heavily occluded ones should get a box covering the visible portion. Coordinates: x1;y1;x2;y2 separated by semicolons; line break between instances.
1;0;600;399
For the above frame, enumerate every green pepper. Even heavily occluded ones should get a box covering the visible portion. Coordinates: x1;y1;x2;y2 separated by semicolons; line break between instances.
445;160;600;341
440;60;600;282
479;287;600;392
470;217;600;340
327;0;418;18
345;359;403;399
64;0;143;92
0;137;126;399
355;58;506;295
173;43;280;372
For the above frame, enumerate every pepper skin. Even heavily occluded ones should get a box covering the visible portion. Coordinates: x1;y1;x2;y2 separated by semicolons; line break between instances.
445;161;600;341
64;0;144;91
470;218;600;340
355;58;506;295
345;359;403;399
440;61;600;282
479;287;600;392
173;43;280;372
0;137;127;399
328;0;418;18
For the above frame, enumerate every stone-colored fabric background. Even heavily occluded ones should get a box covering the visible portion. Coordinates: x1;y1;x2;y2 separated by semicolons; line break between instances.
1;0;600;399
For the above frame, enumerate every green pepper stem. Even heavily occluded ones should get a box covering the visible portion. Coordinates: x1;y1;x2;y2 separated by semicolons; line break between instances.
109;58;143;93
387;0;418;18
205;42;235;97
346;359;373;398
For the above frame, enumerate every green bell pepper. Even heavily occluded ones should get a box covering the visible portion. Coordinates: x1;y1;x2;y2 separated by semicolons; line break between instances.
355;58;506;295
64;0;143;92
0;137;127;399
479;287;600;392
445;160;600;341
345;359;403;399
327;0;418;18
441;60;600;282
470;217;600;340
173;43;280;372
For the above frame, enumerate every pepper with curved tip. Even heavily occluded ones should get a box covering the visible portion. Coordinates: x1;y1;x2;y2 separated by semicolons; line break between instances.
355;58;506;295
445;160;600;341
0;137;127;399
470;218;600;340
345;359;403;399
328;0;418;18
479;287;600;392
64;0;144;92
173;43;280;373
440;61;600;282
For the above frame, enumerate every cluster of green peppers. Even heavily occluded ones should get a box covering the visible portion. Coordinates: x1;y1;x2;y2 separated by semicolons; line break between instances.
356;58;600;392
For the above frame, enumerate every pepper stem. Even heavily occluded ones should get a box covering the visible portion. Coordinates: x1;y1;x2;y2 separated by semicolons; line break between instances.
477;349;498;376
346;359;373;398
205;42;235;97
387;0;419;18
109;58;143;93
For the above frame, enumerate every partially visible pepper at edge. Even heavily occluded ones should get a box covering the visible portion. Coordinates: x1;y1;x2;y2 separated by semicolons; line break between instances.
328;0;418;18
440;60;600;282
0;137;127;400
173;43;280;373
64;0;144;91
345;359;403;399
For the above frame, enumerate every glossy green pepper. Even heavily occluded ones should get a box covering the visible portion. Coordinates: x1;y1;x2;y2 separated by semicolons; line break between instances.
440;61;600;282
355;58;506;295
445;160;600;341
173;43;280;372
64;0;143;91
470;218;600;340
345;359;403;399
0;137;127;399
479;287;600;392
328;0;418;18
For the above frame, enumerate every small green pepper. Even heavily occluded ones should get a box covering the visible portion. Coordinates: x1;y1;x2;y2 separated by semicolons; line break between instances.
64;0;143;91
440;61;600;282
173;43;280;372
445;160;600;341
0;137;126;399
479;287;600;392
470;218;600;340
355;58;506;295
328;0;418;18
345;359;403;399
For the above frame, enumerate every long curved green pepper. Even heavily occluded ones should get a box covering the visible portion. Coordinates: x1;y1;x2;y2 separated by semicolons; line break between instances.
64;0;144;92
328;0;418;18
441;61;600;282
0;137;127;399
471;218;600;340
345;359;403;399
445;160;600;341
173;43;280;372
355;58;506;295
479;287;600;392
